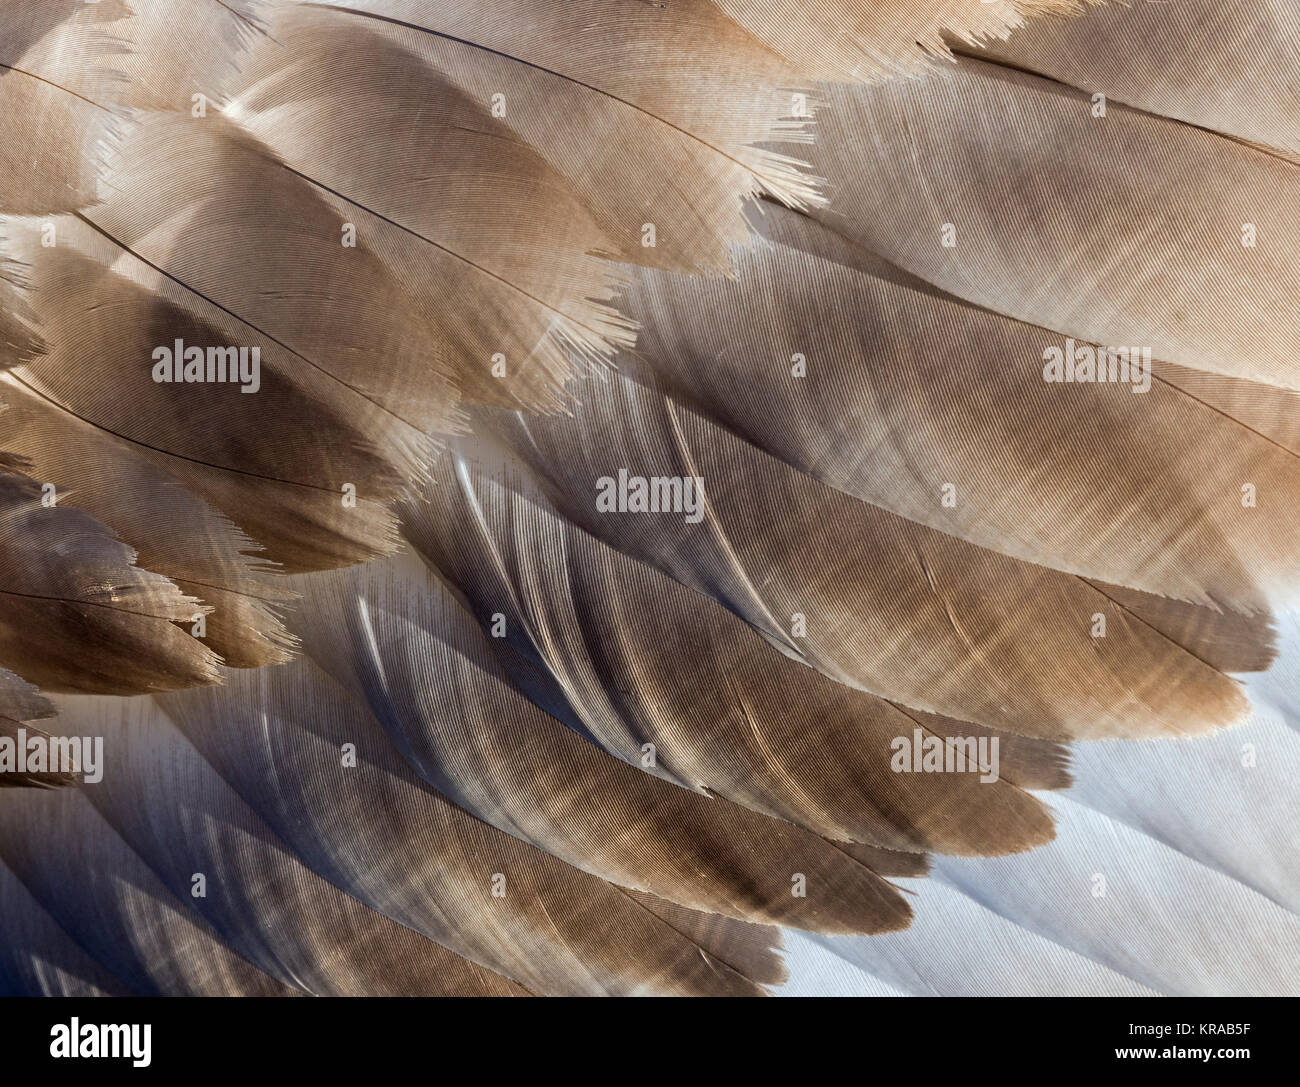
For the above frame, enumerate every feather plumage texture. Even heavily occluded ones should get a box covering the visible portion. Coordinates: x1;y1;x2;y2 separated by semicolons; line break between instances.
712;0;1102;81
469;379;1250;741
0;670;74;790
0;468;219;694
310;0;825;268
622;205;1300;616
229;4;639;407
403;441;1065;852
0;0;129;216
4;225;409;572
155;671;782;996
0;0;1295;997
973;0;1300;156
805;58;1300;391
288;551;914;932
0;372;300;668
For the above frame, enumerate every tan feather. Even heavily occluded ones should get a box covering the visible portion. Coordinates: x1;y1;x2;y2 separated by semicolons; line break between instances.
402;442;1060;855
4;220;409;573
712;0;1099;81
623;890;787;987
807;59;1300;390
0;469;219;694
0;0;128;215
0;373;298;669
227;4;635;407
157;659;782;994
620;203;1300;615
472;373;1249;741
286;548;914;932
308;0;823;270
0;720;81;790
973;0;1300;156
97;0;269;111
87;110;464;439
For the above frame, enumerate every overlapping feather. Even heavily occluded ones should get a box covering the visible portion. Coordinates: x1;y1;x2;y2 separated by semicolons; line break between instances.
0;0;1295;997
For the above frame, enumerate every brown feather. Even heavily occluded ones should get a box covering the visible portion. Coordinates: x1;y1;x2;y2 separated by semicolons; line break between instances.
286;548;914;932
806;59;1300;390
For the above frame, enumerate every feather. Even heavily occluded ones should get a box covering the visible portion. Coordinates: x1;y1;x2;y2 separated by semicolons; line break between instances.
711;0;1099;81
18;695;531;996
808;694;1300;995
929;793;1300;996
0;722;79;790
972;0;1300;156
0;666;79;790
227;3;636;407
154;661;783;994
0;467;219;695
807;877;1162;997
98;0;270;111
1067;706;1300;913
806;58;1300;390
469;373;1249;740
401;443;1061;855
86;111;465;439
284;548;914;932
0;785;295;995
624;889;788;987
0;855;132;995
1085;582;1276;675
0;664;53;726
0;0;1292;998
3;219;408;573
0;0;128;215
621;203;1300;615
0;375;298;669
309;0;823;270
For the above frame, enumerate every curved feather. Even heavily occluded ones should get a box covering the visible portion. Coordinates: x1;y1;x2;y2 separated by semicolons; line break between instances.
0;468;219;694
402;442;1062;855
228;4;635;407
5;220;408;573
807;59;1300;390
310;0;822;270
0;0;128;215
0;786;294;995
155;662;780;994
474;373;1249;740
620;204;1300;616
974;0;1300;156
40;695;530;996
712;0;1098;81
285;548;914;932
0;374;298;669
100;0;269;111
0;0;1292;999
0;856;131;996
